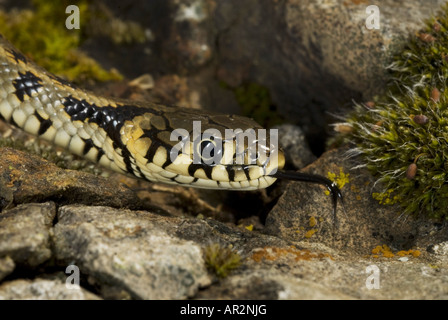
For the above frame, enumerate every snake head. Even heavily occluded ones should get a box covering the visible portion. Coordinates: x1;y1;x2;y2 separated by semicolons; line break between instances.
121;106;285;190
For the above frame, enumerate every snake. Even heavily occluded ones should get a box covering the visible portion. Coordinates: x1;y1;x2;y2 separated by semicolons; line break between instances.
0;34;343;216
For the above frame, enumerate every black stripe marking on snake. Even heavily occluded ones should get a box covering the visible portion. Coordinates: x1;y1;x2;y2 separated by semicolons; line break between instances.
34;111;52;136
144;140;161;164
96;148;105;162
82;138;96;156
62;96;152;175
6;48;28;65
188;163;213;180
62;96;149;148
13;71;43;102
227;167;236;182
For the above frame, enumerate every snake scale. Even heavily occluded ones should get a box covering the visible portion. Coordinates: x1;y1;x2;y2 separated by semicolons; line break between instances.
0;34;342;215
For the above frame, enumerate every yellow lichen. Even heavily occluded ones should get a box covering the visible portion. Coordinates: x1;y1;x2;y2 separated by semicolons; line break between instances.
304;229;317;238
412;250;421;257
325;167;349;195
371;245;382;255
244;224;254;231
397;249;421;257
371;244;394;258
371;245;421;259
251;246;332;263
372;189;402;205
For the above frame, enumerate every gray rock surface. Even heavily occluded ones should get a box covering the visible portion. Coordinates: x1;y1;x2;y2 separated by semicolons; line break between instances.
0;256;14;281
0;278;101;300
0;202;55;267
53;205;212;299
1;185;447;300
198;246;448;299
276;124;316;169
265;148;448;252
209;0;445;141
0;147;143;211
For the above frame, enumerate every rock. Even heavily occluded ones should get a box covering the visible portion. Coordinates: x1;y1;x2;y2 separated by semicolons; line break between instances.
212;0;444;145
197;243;354;299
198;270;353;300
152;75;201;109
281;0;444;98
428;241;448;257
0;147;143;211
275;124;316;169
0;256;14;281
265;147;448;253
0;278;101;300
0;190;446;300
0;202;55;267
198;240;448;300
52;205;212;299
160;0;214;73
129;73;155;91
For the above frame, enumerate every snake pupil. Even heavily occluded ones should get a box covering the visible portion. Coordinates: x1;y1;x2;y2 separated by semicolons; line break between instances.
196;137;223;165
200;140;214;158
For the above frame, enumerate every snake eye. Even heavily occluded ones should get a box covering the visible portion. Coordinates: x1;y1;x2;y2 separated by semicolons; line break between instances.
200;140;215;158
195;137;223;165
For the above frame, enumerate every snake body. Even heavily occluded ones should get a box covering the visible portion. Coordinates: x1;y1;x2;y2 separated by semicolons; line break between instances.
0;34;343;212
0;35;283;190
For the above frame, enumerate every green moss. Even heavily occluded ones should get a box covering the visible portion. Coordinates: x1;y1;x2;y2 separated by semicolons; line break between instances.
203;243;242;278
340;3;448;219
221;81;283;127
0;0;123;82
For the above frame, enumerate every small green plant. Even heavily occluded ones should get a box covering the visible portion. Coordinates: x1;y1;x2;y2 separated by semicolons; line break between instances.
339;3;448;219
203;243;242;278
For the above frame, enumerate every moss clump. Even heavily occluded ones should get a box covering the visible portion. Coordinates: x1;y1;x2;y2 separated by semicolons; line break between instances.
203;243;241;278
340;4;448;219
0;0;125;83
